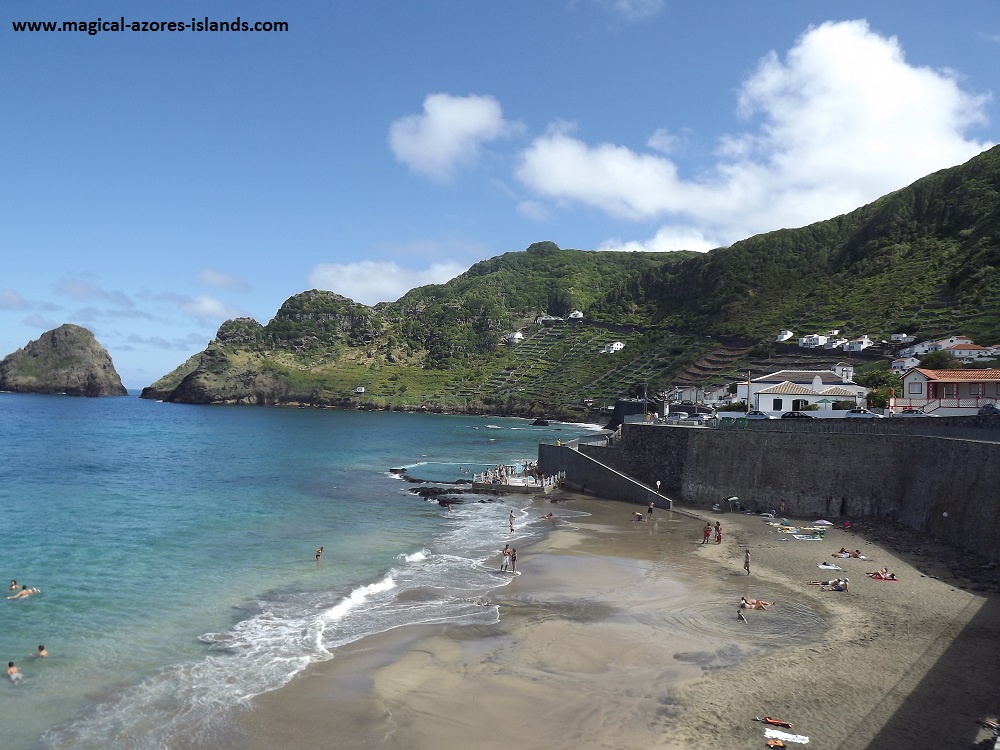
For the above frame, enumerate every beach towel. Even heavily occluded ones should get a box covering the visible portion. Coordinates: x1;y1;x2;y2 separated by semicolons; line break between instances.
818;562;843;570
793;535;822;541
765;728;810;744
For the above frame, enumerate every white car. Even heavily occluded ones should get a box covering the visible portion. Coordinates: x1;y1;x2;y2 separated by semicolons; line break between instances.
745;410;776;420
894;409;939;418
844;408;885;419
680;413;713;426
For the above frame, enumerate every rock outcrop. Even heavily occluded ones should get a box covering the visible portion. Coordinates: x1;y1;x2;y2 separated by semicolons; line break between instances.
0;324;128;397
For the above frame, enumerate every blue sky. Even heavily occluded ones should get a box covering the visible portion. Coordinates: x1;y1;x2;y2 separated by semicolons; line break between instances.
3;1;998;388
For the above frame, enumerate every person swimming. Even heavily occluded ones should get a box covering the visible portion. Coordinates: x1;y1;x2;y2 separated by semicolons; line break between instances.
6;585;40;600
7;662;22;682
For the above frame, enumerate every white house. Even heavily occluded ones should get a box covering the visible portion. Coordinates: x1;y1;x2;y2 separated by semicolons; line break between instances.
775;330;795;342
944;343;991;361
535;314;563;324
929;335;973;351
843;336;874;352
891;356;920;372
504;331;524;345
735;367;867;414
827;329;841;337
798;333;829;348
890;332;915;343
355;386;366;394
567;310;584;320
902;335;988;359
824;338;848;349
897;368;1000;415
602;341;625;354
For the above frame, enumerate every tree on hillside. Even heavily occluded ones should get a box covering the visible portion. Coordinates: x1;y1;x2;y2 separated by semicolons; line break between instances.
918;350;961;370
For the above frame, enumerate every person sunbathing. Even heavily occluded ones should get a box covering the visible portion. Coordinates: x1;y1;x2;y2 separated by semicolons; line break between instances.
869;572;897;580
867;567;889;577
821;581;849;592
740;596;774;610
809;577;848;586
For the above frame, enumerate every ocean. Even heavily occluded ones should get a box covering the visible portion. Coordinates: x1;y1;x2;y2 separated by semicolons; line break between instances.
0;393;601;749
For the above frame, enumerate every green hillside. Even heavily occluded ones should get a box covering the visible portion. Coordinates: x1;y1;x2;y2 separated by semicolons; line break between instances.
141;146;1000;415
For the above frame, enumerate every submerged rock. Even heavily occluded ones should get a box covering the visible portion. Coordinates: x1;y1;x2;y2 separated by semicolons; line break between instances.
0;324;128;397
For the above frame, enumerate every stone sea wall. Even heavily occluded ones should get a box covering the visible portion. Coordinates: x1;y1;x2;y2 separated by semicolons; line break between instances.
540;422;1000;561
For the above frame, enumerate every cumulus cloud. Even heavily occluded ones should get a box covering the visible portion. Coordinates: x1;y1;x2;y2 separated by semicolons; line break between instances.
197;268;249;291
179;295;244;322
517;200;550;221
308;261;466;305
600;0;664;21
0;289;29;310
126;333;209;350
24;314;57;330
55;279;135;308
517;20;993;250
389;93;518;181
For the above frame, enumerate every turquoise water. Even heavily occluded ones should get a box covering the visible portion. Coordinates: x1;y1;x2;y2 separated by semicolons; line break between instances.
0;394;599;749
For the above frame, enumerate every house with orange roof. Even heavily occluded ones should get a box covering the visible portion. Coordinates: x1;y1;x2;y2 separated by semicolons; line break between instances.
943;343;993;361
736;365;867;414
897;368;1000;415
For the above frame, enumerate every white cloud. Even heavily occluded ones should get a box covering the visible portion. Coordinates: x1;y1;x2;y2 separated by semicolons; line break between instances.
0;289;29;310
179;295;244;322
55;279;135;308
598;226;719;253
517;20;993;248
601;0;664;21
517;200;550;221
308;261;466;305
197;268;249;291
389;93;518;181
646;128;680;155
23;314;57;330
127;333;208;351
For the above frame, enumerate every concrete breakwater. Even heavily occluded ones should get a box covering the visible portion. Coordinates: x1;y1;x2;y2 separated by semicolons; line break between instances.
539;422;1000;562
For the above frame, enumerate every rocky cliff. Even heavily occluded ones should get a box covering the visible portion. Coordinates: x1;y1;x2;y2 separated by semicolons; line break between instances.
0;324;128;397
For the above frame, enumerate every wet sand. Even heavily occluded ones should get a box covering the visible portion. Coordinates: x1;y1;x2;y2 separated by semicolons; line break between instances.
218;496;1000;750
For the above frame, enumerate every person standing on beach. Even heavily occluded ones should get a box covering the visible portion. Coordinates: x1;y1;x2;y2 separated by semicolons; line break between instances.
744;549;751;575
714;521;722;544
500;544;510;572
315;547;324;561
510;548;517;573
702;523;712;544
509;509;515;532
647;500;654;518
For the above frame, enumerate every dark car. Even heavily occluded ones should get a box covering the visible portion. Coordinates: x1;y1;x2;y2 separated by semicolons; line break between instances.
979;403;1000;416
780;411;815;419
895;409;939;418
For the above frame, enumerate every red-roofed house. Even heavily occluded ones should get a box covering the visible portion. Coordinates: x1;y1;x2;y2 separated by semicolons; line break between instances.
944;343;992;361
897;368;1000;415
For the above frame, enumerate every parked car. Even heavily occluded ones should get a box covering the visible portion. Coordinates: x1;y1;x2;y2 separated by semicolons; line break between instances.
780;411;815;419
894;409;939;418
979;403;1000;416
680;413;713;426
844;408;885;419
745;410;776;420
665;411;689;422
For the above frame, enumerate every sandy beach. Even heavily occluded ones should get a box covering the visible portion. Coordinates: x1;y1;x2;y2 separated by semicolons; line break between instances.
218;495;1000;750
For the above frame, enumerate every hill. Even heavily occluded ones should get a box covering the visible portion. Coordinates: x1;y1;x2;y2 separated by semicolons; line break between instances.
142;147;1000;415
0;324;128;397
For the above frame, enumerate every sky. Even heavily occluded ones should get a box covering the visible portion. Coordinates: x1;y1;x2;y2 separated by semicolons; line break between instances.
3;1;999;388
